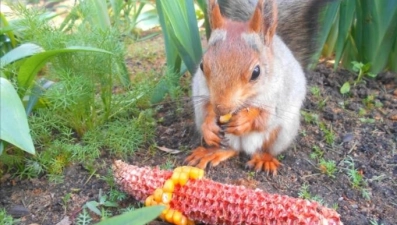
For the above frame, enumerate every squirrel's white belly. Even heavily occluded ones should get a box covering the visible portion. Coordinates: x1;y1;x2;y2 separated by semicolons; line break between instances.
226;132;266;155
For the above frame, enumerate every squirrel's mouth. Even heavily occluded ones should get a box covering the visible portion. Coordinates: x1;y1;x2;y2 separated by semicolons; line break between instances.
218;106;251;124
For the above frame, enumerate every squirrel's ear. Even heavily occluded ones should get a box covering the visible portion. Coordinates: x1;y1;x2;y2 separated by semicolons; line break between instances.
249;0;264;34
249;0;278;45
208;0;224;29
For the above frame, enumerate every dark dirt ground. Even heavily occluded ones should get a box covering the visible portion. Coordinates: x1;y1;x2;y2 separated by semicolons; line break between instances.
1;2;397;225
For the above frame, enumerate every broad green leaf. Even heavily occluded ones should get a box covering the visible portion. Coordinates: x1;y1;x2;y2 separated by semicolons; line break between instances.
17;46;113;97
334;0;356;70
95;206;164;225
158;0;202;74
85;201;101;216
152;0;182;103
369;0;397;73
0;43;44;69
312;0;340;65
340;81;350;95
196;0;211;39
156;0;182;71
91;0;111;30
0;77;35;155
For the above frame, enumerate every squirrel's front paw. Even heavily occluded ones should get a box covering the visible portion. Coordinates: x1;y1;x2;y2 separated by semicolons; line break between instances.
201;119;222;147
225;107;262;135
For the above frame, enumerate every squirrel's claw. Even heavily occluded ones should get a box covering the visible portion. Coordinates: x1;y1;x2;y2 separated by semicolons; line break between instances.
185;147;238;169
246;152;282;176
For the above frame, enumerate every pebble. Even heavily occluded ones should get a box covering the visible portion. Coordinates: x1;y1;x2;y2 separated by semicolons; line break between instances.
8;205;29;218
342;133;354;143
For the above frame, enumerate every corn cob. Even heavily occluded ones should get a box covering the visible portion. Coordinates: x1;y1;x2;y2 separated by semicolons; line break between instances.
113;160;343;225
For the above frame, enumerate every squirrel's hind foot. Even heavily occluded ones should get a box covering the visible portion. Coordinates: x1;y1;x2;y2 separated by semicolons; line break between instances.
185;146;238;169
246;152;281;176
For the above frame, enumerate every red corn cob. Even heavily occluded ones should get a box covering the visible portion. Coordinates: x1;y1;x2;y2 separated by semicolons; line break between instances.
113;160;343;225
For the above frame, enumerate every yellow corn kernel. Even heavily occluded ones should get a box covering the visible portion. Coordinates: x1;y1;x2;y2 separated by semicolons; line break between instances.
179;172;189;186
163;179;175;193
181;166;191;173
171;171;181;184
162;192;173;204
172;210;183;224
178;215;188;225
153;188;163;202
145;195;154;206
165;209;175;222
189;167;204;179
219;113;232;123
173;167;182;173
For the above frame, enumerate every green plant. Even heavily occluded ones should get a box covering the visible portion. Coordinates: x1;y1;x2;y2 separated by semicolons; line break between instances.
343;157;371;200
340;61;377;94
0;77;35;155
298;184;326;206
75;208;92;225
319;122;335;145
319;159;337;178
359;118;375;123
315;1;397;74
61;193;72;214
310;86;321;98
369;218;385;225
301;111;319;125
85;189;119;219
95;205;164;225
310;145;324;159
0;208;17;225
82;111;155;157
152;0;203;102
108;188;127;202
160;158;175;170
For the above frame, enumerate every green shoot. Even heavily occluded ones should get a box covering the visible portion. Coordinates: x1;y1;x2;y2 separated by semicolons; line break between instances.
301;111;319;125
352;61;377;84
310;145;324;160
319;159;337;178
75;208;92;225
319;122;335;145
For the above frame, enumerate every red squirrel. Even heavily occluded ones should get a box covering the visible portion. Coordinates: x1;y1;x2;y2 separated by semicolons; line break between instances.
186;0;329;175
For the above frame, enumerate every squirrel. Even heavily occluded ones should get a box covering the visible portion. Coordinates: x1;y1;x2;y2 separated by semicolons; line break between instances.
185;0;331;175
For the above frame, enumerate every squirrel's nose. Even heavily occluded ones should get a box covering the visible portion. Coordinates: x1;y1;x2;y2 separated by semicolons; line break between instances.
215;104;230;116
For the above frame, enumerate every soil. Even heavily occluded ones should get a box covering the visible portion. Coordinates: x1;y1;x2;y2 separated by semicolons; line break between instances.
1;2;397;225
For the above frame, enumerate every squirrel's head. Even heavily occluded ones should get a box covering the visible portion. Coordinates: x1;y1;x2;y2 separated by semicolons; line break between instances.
200;0;278;116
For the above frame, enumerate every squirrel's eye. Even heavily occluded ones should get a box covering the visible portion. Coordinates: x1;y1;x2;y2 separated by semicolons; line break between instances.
200;62;204;71
250;65;260;81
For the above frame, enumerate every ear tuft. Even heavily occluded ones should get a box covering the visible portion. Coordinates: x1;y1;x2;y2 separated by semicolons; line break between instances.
249;0;264;34
249;0;278;45
208;0;224;29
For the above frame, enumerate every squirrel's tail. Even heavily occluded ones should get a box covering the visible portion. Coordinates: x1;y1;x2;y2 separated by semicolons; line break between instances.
216;0;331;68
